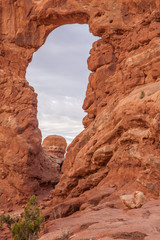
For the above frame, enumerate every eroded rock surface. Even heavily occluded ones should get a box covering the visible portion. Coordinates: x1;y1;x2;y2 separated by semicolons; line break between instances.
39;199;160;240
0;1;160;236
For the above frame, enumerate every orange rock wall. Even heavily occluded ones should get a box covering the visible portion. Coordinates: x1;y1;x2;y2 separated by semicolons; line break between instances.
0;0;160;205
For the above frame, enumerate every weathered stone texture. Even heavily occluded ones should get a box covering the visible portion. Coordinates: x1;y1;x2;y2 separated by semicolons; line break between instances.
0;0;160;209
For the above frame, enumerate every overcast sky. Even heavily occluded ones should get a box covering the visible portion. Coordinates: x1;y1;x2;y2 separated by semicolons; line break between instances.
26;24;99;144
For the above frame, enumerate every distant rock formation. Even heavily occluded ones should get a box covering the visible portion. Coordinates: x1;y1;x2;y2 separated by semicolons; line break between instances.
42;135;67;159
0;0;159;208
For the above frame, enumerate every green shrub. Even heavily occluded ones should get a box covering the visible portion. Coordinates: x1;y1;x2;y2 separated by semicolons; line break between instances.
140;91;145;99
0;195;44;240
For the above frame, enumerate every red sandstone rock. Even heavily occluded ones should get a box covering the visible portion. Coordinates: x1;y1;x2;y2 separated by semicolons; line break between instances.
0;0;160;239
52;3;160;203
39;199;160;240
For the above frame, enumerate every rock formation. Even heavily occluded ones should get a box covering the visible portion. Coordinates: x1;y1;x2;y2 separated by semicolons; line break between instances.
42;135;67;158
52;0;160;204
0;0;159;219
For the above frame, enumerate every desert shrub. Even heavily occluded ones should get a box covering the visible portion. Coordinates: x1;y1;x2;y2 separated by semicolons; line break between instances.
56;231;70;240
140;91;145;99
0;195;44;240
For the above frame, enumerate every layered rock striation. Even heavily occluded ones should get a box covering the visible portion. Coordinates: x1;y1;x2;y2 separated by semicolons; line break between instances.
0;0;160;208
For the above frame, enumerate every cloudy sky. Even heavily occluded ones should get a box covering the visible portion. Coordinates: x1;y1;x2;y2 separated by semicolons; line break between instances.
26;24;99;144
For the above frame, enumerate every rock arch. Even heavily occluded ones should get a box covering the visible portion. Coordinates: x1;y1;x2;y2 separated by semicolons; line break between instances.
0;0;160;205
0;0;100;204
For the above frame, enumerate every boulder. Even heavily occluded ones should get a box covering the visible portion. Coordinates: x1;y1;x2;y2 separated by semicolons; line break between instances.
120;191;146;209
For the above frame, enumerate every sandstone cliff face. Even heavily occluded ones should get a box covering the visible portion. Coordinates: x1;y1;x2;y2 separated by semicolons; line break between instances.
0;0;160;209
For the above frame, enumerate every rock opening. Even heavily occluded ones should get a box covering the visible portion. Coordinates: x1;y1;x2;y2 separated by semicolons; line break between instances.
26;24;99;144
